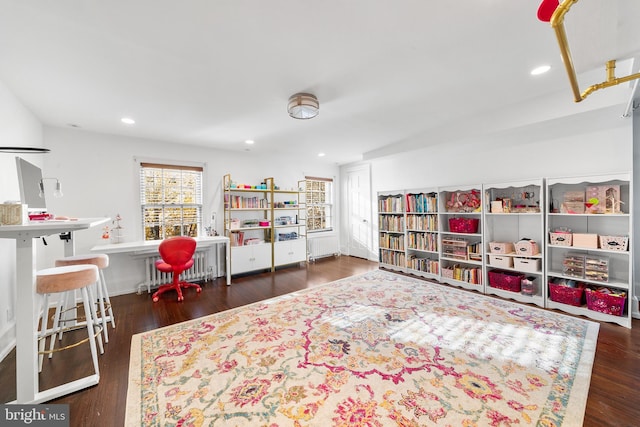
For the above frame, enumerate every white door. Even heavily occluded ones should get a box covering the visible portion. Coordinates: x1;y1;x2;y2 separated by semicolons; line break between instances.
345;164;372;259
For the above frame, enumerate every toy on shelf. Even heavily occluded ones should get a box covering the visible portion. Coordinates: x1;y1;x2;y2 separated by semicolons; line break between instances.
446;190;481;212
111;213;123;244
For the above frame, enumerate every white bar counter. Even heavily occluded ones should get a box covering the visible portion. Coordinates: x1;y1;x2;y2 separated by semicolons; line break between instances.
0;217;110;403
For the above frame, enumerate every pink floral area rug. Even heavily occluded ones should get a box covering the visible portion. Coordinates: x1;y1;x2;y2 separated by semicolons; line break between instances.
125;270;599;426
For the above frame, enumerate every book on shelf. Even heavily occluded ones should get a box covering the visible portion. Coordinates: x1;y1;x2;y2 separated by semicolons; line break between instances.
378;215;405;232
406;214;438;231
230;232;244;246
227;195;268;209
406;193;437;213
378;195;403;213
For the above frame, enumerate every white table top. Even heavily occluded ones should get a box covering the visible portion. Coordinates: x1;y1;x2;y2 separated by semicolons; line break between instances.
90;235;229;255
0;217;109;238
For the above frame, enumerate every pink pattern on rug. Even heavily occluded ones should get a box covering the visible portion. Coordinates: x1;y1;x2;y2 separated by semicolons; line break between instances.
126;270;599;426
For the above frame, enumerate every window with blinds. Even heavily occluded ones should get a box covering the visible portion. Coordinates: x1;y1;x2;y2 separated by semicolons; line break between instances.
139;162;203;241
305;176;333;232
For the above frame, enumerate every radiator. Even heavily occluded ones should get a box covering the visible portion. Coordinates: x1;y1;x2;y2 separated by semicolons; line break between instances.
143;250;210;293
308;236;340;261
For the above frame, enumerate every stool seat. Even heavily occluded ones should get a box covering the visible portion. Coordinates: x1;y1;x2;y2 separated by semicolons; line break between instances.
37;265;99;293
55;253;109;269
53;253;115;344
36;264;102;376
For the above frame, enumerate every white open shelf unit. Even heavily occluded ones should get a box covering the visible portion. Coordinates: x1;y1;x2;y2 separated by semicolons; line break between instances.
377;172;633;327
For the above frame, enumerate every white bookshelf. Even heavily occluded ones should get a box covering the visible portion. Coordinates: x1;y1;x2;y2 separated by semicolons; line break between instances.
483;179;545;307
376;174;634;328
438;184;484;292
405;189;439;280
546;173;632;328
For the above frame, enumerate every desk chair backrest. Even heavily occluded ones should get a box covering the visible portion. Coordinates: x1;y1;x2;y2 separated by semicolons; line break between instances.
158;236;197;270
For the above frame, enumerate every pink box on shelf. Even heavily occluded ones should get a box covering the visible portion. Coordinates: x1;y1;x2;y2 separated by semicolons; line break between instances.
549;232;572;246
514;239;539;256
513;257;541;273
488;255;513;268
573;233;598;248
549;282;585;306
488;270;524;292
489;242;514;254
599;235;628;251
449;218;479;233
585;288;626;316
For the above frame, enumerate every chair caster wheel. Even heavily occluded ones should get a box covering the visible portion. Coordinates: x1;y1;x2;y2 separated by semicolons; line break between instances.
196;288;201;293
152;296;159;302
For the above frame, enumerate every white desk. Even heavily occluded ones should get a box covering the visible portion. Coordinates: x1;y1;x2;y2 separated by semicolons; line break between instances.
90;236;231;287
0;217;110;403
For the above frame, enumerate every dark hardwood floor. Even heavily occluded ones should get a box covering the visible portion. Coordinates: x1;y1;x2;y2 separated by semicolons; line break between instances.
1;256;639;426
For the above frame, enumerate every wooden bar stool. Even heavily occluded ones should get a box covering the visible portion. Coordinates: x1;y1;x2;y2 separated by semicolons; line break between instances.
37;264;102;376
54;253;115;343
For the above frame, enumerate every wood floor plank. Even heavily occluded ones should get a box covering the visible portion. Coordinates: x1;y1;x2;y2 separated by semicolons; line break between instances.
1;256;638;426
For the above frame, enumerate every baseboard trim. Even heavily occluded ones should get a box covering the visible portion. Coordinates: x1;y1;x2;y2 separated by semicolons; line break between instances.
0;324;16;363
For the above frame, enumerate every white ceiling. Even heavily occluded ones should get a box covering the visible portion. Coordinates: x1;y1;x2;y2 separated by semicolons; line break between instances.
0;1;639;164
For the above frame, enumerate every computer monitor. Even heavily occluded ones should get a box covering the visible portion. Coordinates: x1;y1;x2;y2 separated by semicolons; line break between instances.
15;156;47;213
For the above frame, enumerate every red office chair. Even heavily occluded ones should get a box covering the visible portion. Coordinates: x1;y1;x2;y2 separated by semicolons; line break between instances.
152;236;202;302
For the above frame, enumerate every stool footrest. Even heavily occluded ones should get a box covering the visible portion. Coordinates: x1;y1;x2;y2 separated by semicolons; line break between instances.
39;325;103;355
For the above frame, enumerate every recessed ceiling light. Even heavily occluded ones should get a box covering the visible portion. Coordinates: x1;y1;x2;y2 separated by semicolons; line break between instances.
121;117;136;125
531;65;551;75
318;152;325;157
245;140;254;145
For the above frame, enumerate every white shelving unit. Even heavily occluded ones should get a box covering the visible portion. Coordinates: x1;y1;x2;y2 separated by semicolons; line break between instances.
546;173;632;328
272;183;306;269
377;192;406;272
405;189;439;280
223;175;307;275
223;176;273;275
438;184;484;291
483;179;545;307
376;174;634;328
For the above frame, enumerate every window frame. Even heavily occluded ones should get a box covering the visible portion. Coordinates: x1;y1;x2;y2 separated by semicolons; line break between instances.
305;176;333;233
139;161;204;241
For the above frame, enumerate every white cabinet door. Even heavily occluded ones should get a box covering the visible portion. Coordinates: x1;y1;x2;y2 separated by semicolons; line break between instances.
231;244;271;274
274;239;307;266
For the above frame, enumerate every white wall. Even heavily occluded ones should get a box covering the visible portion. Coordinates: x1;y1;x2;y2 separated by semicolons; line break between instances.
371;125;631;192
41;126;339;296
0;80;43;361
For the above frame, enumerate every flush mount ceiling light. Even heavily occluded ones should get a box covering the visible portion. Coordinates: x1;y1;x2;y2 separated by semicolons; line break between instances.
287;93;319;119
